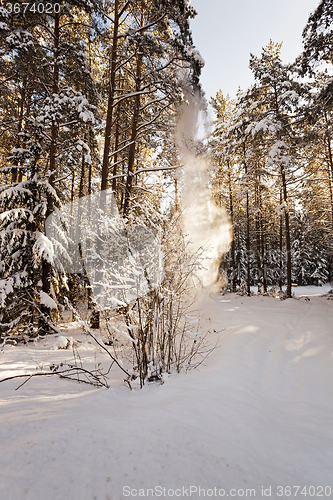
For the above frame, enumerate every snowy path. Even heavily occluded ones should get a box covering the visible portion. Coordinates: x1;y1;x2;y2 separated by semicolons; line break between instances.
0;293;332;500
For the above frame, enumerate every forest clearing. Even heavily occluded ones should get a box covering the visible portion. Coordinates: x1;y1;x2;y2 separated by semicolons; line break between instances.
1;287;333;499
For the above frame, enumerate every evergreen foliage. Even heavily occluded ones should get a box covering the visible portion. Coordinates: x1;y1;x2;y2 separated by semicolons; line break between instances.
1;0;333;348
210;29;333;292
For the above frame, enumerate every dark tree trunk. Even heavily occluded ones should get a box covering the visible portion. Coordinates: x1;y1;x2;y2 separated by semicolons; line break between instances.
91;0;120;329
279;190;283;291
281;167;292;298
324;113;333;225
123;48;143;216
260;199;267;292
101;0;120;194
243;150;251;297
227;162;236;292
255;180;262;293
112;98;121;196
40;12;60;335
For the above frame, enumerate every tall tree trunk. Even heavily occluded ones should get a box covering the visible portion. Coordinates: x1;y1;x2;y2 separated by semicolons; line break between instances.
101;0;120;194
281;166;292;298
112;99;121;195
90;0;120;329
40;12;60;335
236;224;241;288
174;176;179;212
123;47;143;216
255;183;262;293
279;190;283;291
324;112;333;226
243;148;251;297
227;161;236;292
246;191;251;296
273;83;292;298
123;11;145;215
70;150;87;320
86;130;93;309
90;0;121;329
324;110;333;180
260;195;267;292
327;161;333;226
12;77;27;183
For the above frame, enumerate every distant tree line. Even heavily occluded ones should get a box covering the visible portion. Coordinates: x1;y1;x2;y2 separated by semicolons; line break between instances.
210;0;333;297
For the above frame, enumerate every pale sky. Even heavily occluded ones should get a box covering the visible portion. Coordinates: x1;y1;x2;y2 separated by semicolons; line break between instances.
190;0;319;102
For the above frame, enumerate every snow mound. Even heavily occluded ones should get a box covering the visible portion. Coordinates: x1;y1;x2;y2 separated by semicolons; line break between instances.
51;335;73;350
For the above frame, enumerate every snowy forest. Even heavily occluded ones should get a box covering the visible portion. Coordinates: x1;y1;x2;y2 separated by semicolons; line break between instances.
0;0;333;498
1;0;332;346
0;0;332;344
0;0;205;349
211;32;333;298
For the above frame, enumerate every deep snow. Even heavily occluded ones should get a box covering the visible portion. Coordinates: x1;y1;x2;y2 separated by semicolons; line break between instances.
0;287;332;500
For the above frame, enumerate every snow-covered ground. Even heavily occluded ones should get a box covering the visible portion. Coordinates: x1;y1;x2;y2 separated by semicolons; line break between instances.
1;286;333;500
251;283;333;297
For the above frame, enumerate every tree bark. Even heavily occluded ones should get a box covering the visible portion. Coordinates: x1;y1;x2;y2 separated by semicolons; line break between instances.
281;166;292;298
324;112;333;225
101;0;120;195
260;193;267;292
255;182;262;293
227;161;236;292
91;0;121;329
279;190;283;291
243;148;251;297
40;12;60;334
123;47;143;216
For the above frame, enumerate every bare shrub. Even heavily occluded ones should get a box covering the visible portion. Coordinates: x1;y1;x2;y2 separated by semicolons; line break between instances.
102;217;216;388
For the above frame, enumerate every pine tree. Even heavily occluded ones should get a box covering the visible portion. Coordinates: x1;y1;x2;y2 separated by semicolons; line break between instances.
0;126;58;338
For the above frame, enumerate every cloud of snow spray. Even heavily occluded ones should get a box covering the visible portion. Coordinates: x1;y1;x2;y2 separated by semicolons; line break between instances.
45;96;231;308
45;191;162;310
177;93;231;290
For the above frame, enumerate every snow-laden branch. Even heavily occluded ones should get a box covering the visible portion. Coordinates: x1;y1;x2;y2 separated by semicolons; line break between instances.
107;164;184;181
117;13;166;39
112;89;156;108
136;103;171;133
108;141;134;159
139;95;168;112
